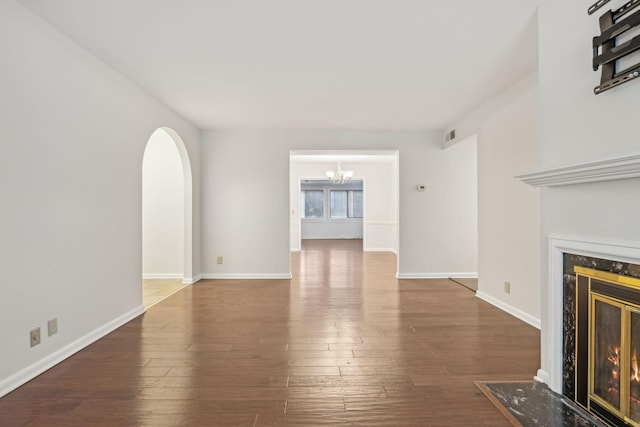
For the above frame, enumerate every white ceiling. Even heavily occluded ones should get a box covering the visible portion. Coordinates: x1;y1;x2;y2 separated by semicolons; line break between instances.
291;150;397;164
19;0;539;132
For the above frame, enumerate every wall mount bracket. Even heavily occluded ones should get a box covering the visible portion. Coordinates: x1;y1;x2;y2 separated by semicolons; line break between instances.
592;0;640;94
588;0;611;16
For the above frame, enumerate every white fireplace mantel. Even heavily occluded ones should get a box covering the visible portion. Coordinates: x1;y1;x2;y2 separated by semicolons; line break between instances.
516;153;640;187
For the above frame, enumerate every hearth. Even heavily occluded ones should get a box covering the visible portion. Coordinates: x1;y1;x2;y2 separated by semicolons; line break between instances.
566;263;640;427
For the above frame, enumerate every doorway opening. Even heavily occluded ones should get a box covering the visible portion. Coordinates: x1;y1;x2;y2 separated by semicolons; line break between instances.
142;127;193;308
289;151;399;275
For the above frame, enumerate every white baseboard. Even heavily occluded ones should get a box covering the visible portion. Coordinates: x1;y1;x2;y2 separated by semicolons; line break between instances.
534;369;549;385
447;273;478;279
201;273;293;280
396;272;478;279
182;274;203;285
142;274;183;280
475;291;541;329
364;247;396;253
0;305;145;398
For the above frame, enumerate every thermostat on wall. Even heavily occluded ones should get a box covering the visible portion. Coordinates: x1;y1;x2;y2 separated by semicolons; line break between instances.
417;185;426;191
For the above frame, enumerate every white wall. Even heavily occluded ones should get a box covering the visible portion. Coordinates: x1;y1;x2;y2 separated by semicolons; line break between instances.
397;133;477;278
431;138;478;277
477;76;540;328
290;158;398;252
142;129;185;278
539;0;640;167
537;0;640;389
301;219;364;240
201;130;477;279
0;0;201;396
445;73;540;327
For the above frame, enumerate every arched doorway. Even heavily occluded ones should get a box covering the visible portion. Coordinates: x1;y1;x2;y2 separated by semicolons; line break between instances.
142;127;193;307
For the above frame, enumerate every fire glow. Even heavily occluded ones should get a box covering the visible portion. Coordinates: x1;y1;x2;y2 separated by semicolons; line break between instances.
609;345;621;382
604;345;640;408
632;349;640;383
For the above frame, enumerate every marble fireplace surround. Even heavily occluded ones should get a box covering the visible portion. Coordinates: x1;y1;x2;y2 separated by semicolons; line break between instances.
516;153;640;395
538;235;640;395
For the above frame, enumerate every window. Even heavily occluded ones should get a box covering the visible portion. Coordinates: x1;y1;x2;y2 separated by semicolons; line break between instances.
330;191;348;218
330;190;362;218
349;190;363;218
301;181;363;220
302;190;323;218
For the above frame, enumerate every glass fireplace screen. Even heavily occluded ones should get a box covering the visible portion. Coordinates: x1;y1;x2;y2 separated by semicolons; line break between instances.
590;292;640;426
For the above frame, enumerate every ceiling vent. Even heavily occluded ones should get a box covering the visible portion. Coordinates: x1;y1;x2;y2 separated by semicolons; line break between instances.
445;129;456;143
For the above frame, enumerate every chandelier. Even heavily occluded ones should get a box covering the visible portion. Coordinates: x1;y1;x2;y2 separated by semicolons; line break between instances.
326;161;353;184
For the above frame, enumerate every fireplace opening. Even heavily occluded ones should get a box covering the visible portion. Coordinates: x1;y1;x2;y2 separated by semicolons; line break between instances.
569;264;640;427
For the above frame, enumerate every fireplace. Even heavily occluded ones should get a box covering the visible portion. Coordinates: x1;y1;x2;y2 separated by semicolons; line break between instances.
565;259;640;427
516;156;640;424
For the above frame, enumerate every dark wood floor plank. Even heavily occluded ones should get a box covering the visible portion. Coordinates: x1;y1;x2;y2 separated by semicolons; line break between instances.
0;239;539;426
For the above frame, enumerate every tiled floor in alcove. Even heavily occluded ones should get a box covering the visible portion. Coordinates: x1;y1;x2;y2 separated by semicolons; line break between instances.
142;278;188;308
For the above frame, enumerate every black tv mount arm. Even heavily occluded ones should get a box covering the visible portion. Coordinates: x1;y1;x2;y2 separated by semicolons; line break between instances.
592;0;640;94
588;0;611;15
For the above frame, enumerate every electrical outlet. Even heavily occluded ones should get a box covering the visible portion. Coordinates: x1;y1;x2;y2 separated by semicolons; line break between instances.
48;318;58;336
217;256;223;265
504;281;511;294
30;327;41;347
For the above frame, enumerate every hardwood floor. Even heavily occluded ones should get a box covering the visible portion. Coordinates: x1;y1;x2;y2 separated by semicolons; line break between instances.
449;277;478;292
0;240;540;426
